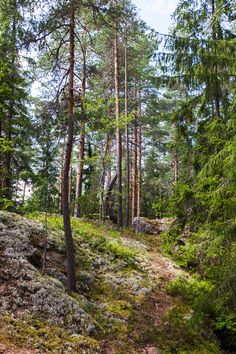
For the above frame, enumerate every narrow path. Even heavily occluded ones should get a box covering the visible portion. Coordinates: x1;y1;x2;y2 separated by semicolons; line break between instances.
103;241;186;354
148;251;183;282
132;250;185;353
0;344;38;354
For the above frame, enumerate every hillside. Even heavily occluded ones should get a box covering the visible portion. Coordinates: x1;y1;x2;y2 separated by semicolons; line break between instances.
0;212;222;353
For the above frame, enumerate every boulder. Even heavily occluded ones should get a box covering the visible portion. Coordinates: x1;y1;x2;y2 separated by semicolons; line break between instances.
0;211;95;334
132;217;175;235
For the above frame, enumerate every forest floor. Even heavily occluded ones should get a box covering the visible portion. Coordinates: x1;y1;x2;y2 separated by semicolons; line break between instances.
0;212;222;353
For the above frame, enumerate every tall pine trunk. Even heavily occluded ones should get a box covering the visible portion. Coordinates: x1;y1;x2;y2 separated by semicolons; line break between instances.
69;161;73;211
131;81;138;222
105;173;118;218
184;114;191;179
74;36;87;217
137;86;142;226
124;32;130;227
211;0;221;118
62;7;76;292
60;137;66;215
100;133;110;220
74;130;85;217
173;121;179;184
114;11;122;228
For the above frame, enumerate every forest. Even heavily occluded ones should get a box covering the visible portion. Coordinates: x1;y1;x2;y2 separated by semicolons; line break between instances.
0;0;236;353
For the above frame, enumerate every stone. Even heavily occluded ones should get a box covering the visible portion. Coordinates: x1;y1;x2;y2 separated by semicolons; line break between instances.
132;217;175;235
0;211;96;335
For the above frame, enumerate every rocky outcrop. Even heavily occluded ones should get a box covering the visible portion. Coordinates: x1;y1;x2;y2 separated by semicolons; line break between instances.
0;211;95;335
132;217;175;235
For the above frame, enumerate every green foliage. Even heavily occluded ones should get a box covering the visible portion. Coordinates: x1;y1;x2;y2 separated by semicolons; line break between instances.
0;0;33;207
75;193;99;219
0;197;13;210
152;199;171;218
167;276;213;306
0;138;13;153
169;182;195;219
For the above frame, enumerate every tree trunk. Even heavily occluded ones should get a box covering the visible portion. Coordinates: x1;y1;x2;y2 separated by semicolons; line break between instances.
131;81;138;222
74;35;87;217
137;87;142;226
184;115;191;180
74;129;85;217
69;161;73;211
124;32;130;227
105;173;118;219
173;121;179;184
22;181;27;204
62;7;76;292
211;0;221;118
100;133;110;220
174;155;179;184
114;11;122;228
60;137;66;215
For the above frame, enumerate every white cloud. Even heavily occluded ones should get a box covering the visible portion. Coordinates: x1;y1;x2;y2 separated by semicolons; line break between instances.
133;0;178;33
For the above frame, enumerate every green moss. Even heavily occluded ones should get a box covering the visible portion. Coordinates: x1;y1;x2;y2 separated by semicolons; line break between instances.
0;315;100;353
105;300;132;319
102;240;137;263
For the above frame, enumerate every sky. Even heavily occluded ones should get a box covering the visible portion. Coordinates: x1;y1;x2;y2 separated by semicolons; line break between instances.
133;0;179;33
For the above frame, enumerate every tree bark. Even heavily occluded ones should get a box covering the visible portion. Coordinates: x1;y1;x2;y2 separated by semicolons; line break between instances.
211;0;221;118
69;160;73;211
100;133;110;220
105;173;118;218
137;86;142;225
184;114;191;179
114;10;122;228
62;6;76;292
74;35;87;217
74;129;85;217
60;137;66;215
131;81;138;222
173;121;179;184
124;31;130;227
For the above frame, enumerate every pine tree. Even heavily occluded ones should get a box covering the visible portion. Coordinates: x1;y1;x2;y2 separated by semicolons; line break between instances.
0;0;32;208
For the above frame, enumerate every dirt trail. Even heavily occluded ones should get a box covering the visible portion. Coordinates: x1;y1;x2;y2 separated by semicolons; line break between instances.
148;251;183;282
0;344;38;354
103;246;186;354
134;251;185;354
